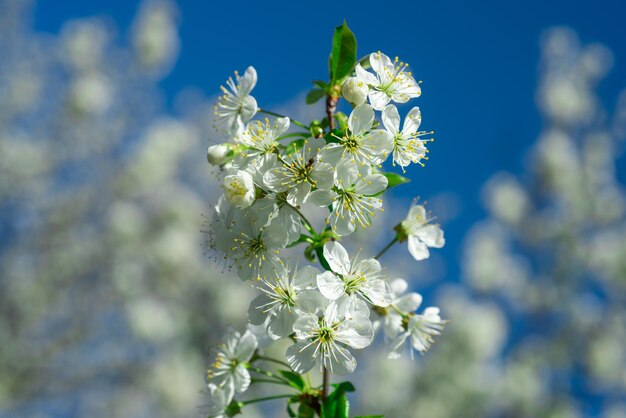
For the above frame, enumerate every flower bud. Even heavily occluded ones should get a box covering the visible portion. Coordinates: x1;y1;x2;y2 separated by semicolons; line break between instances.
341;77;368;105
223;170;256;209
207;143;232;165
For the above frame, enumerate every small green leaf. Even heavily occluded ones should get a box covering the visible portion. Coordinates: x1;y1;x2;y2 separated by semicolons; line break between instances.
322;384;350;418
313;80;328;90
306;89;325;104
286;401;298;418
331;381;355;392
279;370;307;390
225;400;243;417
330;21;357;83
283;139;306;156
297;402;317;418
384;172;411;189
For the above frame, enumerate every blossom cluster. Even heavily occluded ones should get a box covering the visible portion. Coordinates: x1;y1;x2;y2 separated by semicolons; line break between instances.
204;39;446;416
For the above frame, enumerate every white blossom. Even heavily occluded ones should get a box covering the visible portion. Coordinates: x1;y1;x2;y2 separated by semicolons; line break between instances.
207;329;258;399
263;136;334;206
222;170;256;209
214;66;258;137
309;158;387;236
286;301;374;375
373;279;423;342
207;143;232;166
355;52;421;110
248;263;325;338
205;383;232;418
382;105;429;170
342;76;368;105
399;202;445;261
316;241;392;308
389;306;447;358
319;104;393;173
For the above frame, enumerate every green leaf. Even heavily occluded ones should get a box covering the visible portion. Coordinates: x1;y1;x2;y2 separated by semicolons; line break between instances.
384;172;411;189
297;402;317;418
331;381;355;392
306;89;325;104
286;402;297;418
225;400;243;417
329;21;357;83
313;80;328;90
279;370;307;390
283;139;306;156
322;383;351;418
323;129;343;144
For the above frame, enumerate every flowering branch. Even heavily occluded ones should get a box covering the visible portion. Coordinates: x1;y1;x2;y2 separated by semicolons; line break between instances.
204;21;447;418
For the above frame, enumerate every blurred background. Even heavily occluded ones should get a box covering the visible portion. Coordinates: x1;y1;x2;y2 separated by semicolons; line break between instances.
1;0;625;417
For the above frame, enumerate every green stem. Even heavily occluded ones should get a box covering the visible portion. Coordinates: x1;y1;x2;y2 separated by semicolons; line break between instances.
253;355;291;368
251;378;291;386
374;237;399;260
278;132;310;140
248;367;290;384
291;205;317;237
241;394;295;406
259;109;309;129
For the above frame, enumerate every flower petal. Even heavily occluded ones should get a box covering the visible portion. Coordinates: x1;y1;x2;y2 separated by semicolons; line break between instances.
348;104;374;136
402;106;422;134
323;241;351;275
415;224;445;248
316;271;345;300
408;235;430;261
248;294;272;325
382;104;401;135
286;341;316;374
234;330;258;361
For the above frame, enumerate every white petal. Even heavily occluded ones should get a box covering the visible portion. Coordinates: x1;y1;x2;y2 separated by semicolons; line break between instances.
415;225;445;248
233;364;251;393
330;211;357;237
293;266;320;290
310;162;335;190
316;271;345;300
355;174;387;196
292;313;319;336
323;241;351;275
336;158;359;188
368;90;391;111
308;189;337;207
268;307;297;338
402;106;422;134
286;342;316;374
296;290;327;315
354;63;378;86
395;292;423;312
239;66;257;96
327;345;357;375
369;52;394;76
336;294;370;319
387;332;409;359
234;330;258;361
348;104;374;136
335;316;374;349
361;278;392;307
318;143;344;166
383;314;403;339
273;117;290;135
408;235;430;261
277;206;302;244
382;104;401;135
248;294;272;325
389;278;408;296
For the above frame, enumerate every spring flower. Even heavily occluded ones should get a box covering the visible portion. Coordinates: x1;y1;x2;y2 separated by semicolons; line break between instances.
286;301;374;375
236;116;289;157
355;52;421;110
252;195;302;245
309;158;387;236
398;202;445;261
381;105;430;170
342;76;368;105
372;278;423;342
222;170;256;209
319;104;393;173
206;383;232;418
214;66;258;137
263;137;334;206
209;198;288;280
388;306;447;359
207;328;258;396
207;143;232;166
248;264;325;338
316;241;392;307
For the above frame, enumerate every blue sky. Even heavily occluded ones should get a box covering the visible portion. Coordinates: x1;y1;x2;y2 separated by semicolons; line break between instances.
34;0;626;282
